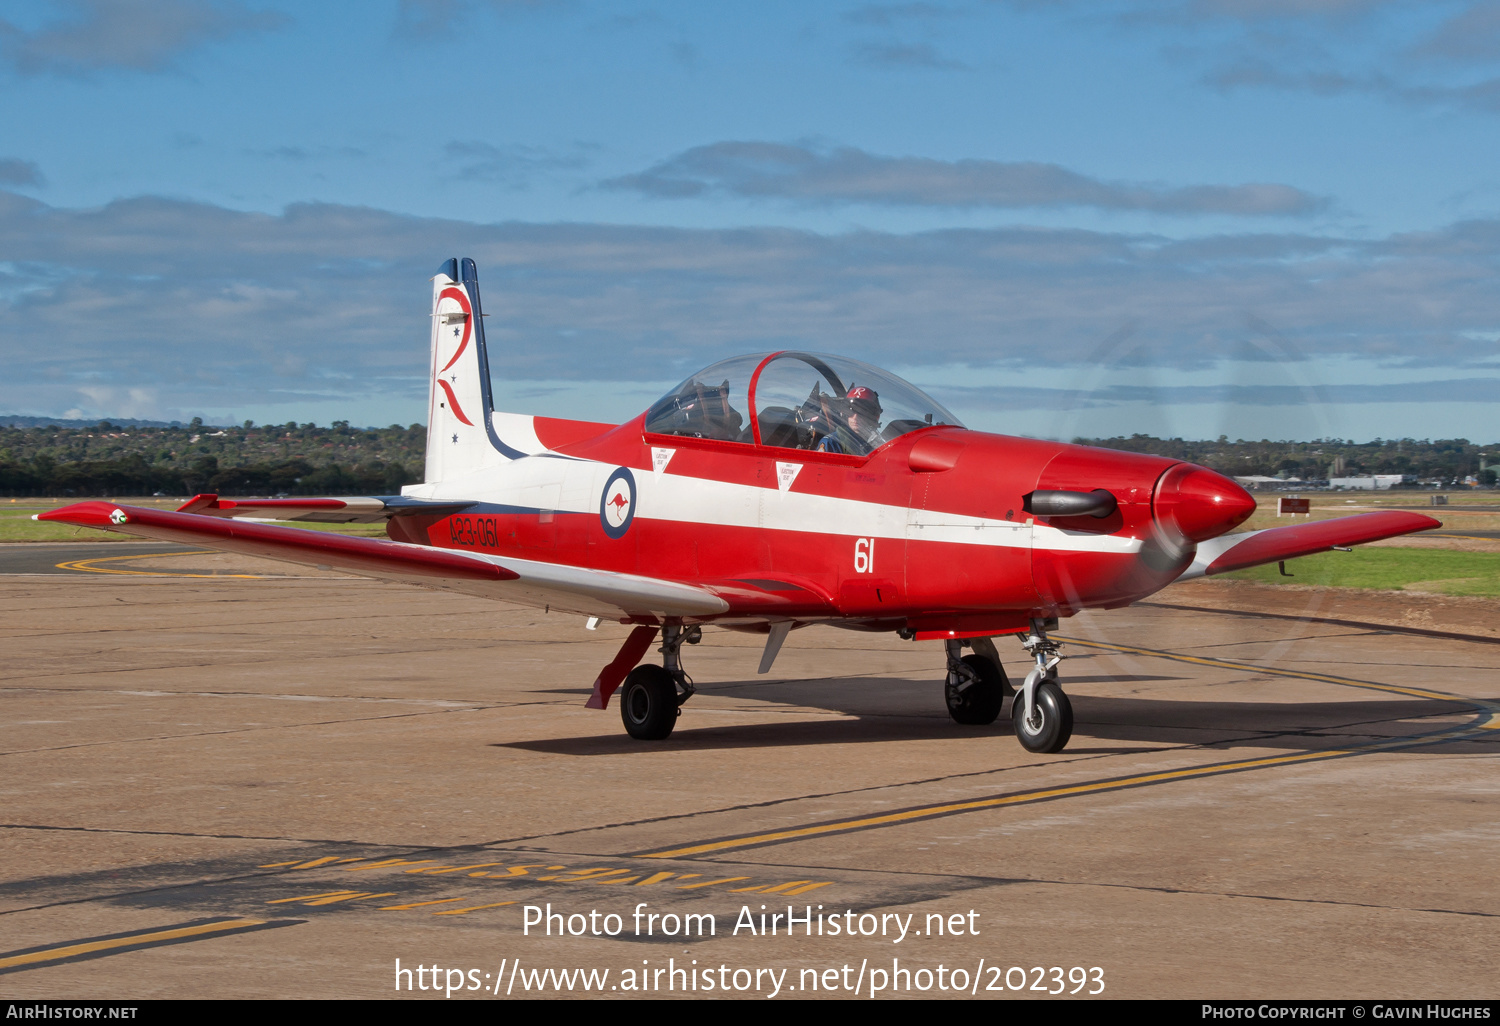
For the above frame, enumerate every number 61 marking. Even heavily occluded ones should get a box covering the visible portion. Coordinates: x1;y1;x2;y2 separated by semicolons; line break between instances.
853;537;875;573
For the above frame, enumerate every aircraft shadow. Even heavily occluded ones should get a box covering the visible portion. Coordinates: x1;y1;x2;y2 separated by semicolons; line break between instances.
498;676;1479;757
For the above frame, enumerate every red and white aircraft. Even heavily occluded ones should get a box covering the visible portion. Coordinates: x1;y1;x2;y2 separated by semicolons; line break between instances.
39;258;1440;753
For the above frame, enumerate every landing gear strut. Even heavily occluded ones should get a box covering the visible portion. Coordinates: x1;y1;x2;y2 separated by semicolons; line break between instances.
943;637;1011;725
1013;618;1073;754
619;624;698;741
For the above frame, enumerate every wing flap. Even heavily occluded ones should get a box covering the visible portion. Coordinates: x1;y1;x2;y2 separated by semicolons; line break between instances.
699;576;839;617
1178;510;1441;581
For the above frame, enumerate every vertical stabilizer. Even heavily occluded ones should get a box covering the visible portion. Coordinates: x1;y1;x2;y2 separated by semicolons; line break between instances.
423;257;515;483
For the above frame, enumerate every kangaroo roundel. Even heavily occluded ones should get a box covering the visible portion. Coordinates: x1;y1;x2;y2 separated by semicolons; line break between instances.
600;467;636;539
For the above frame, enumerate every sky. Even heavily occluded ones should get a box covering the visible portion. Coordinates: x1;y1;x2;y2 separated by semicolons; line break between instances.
2;0;1499;442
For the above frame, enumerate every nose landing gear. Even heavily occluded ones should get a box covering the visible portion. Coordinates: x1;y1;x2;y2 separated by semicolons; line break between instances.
1012;618;1073;753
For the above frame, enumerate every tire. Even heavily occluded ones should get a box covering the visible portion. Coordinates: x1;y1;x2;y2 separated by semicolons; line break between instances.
619;665;678;740
1012;679;1073;754
945;654;1008;725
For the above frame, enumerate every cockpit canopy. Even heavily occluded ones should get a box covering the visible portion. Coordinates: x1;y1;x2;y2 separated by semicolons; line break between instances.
645;351;962;455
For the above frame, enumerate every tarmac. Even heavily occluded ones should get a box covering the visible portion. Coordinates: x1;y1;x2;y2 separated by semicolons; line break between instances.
1;545;1496;1000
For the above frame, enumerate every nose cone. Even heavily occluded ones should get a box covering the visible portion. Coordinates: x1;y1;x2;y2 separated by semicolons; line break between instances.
1153;463;1256;544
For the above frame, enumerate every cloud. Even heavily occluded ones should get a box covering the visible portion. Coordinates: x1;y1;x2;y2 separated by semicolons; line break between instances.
844;4;959;26
443;141;590;185
850;41;965;68
603;142;1328;216
250;145;368;162
998;1;1500;114
0;158;43;187
843;4;966;69
1035;0;1415;27
0;0;286;76
394;0;568;37
939;377;1500;411
396;0;468;35
1410;1;1500;64
2;187;1500;423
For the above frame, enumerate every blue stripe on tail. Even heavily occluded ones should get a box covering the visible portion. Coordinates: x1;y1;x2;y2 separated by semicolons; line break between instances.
458;257;530;461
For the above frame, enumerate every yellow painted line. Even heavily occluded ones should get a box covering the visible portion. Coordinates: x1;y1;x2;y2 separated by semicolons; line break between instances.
0;918;266;970
343;858;435;872
54;550;264;579
267;890;397;905
379;898;467;910
639;638;1496;860
536;868;633;882
639;749;1361;858
729;880;835;895
1057;637;1471;704
432;901;519;916
674;876;751;888
408;863;507;875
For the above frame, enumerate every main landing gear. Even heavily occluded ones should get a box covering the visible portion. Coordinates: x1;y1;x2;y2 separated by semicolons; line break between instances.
619;624;699;741
941;620;1074;753
943;637;1012;725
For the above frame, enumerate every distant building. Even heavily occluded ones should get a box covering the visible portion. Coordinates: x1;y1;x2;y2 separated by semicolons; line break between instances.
1233;475;1330;491
1329;475;1411;490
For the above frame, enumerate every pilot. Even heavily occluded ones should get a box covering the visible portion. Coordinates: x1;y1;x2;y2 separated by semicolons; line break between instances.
803;385;882;455
840;385;883;454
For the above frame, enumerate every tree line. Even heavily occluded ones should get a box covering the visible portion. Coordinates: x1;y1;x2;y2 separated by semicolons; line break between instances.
0;420;424;497
1076;434;1497;485
1;421;1494;497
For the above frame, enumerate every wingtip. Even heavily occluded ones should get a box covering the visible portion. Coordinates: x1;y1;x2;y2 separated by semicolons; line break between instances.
34;500;118;527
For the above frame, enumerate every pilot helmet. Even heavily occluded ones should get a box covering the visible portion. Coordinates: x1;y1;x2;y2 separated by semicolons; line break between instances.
845;385;882;418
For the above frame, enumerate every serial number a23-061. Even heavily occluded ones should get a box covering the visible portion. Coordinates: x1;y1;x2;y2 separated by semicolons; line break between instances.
449;515;501;548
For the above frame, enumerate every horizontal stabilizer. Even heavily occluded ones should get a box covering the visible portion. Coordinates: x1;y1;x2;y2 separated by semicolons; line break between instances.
1177;510;1441;581
36;501;728;620
41;501;517;582
175;493;476;524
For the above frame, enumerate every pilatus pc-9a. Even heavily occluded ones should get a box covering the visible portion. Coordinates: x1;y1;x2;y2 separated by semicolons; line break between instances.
40;258;1439;754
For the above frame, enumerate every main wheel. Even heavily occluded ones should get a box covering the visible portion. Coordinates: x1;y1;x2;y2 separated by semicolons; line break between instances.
619;665;679;740
945;654;1009;725
1012;679;1073;753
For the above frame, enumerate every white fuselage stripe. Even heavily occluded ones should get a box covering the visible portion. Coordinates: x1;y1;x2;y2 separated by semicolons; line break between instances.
417;455;1144;555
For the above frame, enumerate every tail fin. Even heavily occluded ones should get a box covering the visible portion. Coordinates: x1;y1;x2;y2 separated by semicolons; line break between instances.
423;257;524;483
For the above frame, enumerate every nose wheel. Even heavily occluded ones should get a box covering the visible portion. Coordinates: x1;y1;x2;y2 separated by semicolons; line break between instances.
1012;618;1073;754
1012;678;1072;753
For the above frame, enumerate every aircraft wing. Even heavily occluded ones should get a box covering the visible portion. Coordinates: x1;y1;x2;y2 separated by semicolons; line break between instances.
35;501;729;621
174;492;475;524
1176;510;1441;581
